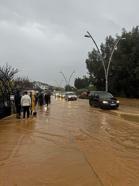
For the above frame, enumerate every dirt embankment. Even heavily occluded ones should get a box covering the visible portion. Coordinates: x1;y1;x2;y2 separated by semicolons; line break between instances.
114;98;139;123
118;98;139;108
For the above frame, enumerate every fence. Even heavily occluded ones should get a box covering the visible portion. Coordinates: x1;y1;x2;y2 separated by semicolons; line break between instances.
0;93;11;119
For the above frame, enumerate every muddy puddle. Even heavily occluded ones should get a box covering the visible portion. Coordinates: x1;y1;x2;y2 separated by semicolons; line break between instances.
0;97;139;186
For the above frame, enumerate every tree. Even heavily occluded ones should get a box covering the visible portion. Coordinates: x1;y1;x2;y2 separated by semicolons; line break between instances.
85;26;139;97
65;85;73;91
74;76;90;89
14;77;34;91
0;64;18;101
0;64;18;118
109;27;139;97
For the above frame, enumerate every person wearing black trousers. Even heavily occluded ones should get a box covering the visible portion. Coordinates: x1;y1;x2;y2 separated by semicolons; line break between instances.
21;91;31;118
14;90;21;119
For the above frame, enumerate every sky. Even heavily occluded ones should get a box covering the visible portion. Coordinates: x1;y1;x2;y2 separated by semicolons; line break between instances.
0;0;138;87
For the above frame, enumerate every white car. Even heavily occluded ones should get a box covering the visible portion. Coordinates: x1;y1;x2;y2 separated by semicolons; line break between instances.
65;92;77;101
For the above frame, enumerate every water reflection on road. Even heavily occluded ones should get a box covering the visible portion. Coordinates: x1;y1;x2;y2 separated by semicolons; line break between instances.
0;97;139;186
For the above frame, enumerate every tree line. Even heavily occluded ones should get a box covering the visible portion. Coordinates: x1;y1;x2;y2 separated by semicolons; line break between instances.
0;64;48;118
74;26;139;98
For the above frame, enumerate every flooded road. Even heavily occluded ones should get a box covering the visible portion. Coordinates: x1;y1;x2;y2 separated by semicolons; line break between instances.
0;97;139;186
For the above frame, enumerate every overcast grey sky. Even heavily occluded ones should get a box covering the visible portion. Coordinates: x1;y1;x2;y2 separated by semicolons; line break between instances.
0;0;138;86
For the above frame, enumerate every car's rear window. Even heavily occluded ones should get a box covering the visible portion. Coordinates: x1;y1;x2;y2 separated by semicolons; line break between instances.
90;91;113;99
98;92;113;99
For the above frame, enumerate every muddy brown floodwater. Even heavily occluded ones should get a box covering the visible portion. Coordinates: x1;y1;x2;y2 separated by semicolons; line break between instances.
0;97;139;186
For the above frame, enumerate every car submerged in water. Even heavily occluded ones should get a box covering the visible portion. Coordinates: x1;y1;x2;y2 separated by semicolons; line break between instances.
89;91;119;109
65;92;77;101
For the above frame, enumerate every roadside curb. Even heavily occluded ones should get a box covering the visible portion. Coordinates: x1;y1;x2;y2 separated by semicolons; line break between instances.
110;109;139;123
0;114;15;121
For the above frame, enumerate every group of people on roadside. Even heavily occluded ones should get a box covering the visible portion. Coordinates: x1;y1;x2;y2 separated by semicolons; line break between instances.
14;91;36;119
14;90;51;119
37;92;51;107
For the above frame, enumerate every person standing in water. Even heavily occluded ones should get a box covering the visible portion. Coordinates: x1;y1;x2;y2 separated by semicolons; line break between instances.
21;91;31;118
14;90;21;119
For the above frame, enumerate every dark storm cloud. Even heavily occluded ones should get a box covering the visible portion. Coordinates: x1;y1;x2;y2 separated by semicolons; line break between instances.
0;0;138;86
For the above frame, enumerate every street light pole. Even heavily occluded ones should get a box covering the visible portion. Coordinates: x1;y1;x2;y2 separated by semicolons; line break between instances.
60;71;68;85
105;37;125;91
60;71;75;91
68;70;75;86
85;31;107;78
85;31;125;92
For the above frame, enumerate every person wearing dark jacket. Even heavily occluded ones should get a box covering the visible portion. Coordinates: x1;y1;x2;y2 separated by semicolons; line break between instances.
14;90;21;119
44;93;49;106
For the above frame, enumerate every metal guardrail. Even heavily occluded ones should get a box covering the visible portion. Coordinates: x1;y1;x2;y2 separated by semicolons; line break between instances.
0;106;11;119
0;95;11;119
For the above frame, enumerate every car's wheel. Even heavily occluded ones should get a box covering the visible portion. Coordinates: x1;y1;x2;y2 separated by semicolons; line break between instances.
93;101;100;107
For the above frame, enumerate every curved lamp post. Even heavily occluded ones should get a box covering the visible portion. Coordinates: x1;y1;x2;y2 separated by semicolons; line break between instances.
85;31;125;92
60;71;75;90
68;70;75;85
60;71;68;85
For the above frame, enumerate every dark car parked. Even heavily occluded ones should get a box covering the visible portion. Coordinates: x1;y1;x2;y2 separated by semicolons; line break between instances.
89;91;119;109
